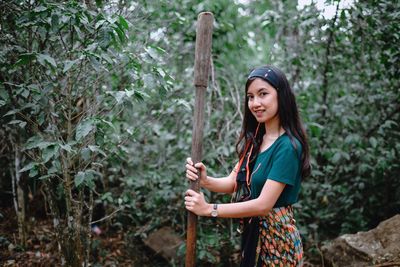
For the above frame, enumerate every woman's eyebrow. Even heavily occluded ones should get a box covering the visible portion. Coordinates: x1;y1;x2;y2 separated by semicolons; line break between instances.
247;87;268;95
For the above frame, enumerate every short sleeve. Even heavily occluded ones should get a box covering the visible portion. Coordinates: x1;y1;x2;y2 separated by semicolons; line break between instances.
268;141;301;186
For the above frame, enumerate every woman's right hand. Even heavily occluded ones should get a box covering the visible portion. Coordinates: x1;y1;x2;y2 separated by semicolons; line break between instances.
186;157;208;186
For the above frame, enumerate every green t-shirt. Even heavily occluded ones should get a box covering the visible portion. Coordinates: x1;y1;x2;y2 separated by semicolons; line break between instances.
250;133;302;208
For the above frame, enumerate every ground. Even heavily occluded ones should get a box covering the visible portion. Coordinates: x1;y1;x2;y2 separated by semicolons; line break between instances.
0;207;169;267
1;207;322;266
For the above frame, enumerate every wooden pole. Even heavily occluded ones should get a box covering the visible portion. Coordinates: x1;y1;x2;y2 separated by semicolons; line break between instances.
185;12;214;267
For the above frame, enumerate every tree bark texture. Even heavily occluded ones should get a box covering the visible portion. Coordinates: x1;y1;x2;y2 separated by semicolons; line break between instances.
186;12;214;267
12;147;27;247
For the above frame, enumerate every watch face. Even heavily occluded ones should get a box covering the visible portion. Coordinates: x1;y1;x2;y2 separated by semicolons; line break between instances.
211;210;218;217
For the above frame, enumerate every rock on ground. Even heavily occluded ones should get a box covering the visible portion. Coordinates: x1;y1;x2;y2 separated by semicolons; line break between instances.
143;226;184;262
322;214;400;267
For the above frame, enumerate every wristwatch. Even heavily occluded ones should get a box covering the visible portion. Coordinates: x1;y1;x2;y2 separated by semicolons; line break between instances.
211;203;218;217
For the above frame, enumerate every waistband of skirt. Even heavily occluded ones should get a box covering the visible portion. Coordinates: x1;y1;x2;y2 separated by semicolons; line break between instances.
259;205;295;224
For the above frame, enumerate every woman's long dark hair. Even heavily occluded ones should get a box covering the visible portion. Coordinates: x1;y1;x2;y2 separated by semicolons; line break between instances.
235;65;311;178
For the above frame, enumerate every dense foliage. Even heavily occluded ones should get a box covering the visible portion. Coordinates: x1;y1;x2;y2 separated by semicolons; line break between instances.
1;0;399;266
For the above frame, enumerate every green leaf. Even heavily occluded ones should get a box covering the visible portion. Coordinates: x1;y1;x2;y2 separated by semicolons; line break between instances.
96;19;107;29
19;162;36;173
75;120;94;141
89;56;101;71
48;160;61;174
88;145;107;157
133;90;149;101
154;46;166;54
113;26;126;42
63;60;78;73
118;16;129;30
15;53;36;66
332;152;341;164
21;89;29;98
101;53;113;65
155;67;166;78
37;54;57;68
42;145;58;163
8;120;24;125
8;120;27;129
107;91;126;104
73;25;83;40
342;152;350;161
95;0;104;8
29;167;38;178
3;109;20;117
101;192;113;202
74;170;96;188
100;119;116;130
74;171;85;187
145;47;160;59
27;84;40;93
369;137;377;148
81;147;91;161
34;5;47;12
51;14;59;28
308;122;324;137
38;174;53;180
59;143;74;153
25;136;53;149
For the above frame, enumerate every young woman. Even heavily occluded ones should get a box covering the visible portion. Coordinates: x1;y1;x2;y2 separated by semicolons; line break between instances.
184;65;310;266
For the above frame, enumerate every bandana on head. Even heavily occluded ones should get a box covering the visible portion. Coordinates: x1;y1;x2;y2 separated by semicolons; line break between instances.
247;66;279;90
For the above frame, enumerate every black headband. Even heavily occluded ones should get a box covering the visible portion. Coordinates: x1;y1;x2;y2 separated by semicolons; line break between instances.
247;67;279;90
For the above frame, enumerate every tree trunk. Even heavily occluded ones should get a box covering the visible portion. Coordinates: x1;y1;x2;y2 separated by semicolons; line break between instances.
12;147;27;247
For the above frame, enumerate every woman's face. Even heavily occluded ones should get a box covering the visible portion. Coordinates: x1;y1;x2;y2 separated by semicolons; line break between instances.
247;78;279;123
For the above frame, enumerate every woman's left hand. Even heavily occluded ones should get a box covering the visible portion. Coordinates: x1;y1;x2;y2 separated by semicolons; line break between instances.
184;189;211;216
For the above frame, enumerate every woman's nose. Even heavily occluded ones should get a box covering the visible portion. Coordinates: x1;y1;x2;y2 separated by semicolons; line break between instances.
252;97;261;106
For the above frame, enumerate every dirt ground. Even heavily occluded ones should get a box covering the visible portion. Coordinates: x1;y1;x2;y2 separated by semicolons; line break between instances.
0;207;168;267
1;207;322;267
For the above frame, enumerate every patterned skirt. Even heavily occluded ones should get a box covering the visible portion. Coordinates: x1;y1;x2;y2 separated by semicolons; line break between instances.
240;206;303;267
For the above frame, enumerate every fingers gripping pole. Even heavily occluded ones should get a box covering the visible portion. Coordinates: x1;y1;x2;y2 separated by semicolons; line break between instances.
186;12;214;267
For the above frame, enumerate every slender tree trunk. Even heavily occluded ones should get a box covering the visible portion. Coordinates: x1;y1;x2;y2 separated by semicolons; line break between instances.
44;181;65;264
85;190;94;267
58;74;84;267
12;147;27;247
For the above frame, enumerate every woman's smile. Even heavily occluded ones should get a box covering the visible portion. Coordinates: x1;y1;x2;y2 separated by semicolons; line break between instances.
254;110;265;117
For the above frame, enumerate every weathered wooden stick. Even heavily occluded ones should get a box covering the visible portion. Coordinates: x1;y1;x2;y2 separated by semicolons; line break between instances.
185;12;214;267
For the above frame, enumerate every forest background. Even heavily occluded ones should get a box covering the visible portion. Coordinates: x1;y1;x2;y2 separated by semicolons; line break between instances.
0;0;399;266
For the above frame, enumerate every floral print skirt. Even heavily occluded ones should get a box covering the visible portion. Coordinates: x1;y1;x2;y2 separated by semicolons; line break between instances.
240;206;303;267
